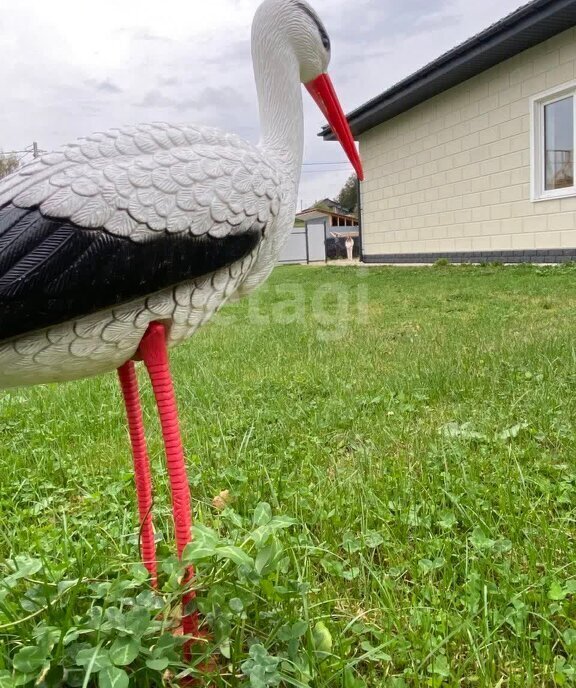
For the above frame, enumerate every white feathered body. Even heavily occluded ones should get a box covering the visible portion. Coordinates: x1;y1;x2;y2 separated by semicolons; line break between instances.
0;122;298;387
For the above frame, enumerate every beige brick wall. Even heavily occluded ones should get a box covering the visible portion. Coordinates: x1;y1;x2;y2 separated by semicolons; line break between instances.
359;27;576;257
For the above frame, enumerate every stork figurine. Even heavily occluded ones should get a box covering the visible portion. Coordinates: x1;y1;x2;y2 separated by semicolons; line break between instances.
0;0;363;646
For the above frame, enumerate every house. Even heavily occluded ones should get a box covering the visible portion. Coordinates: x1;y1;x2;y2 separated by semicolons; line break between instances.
321;0;576;263
279;201;359;263
306;198;356;217
297;202;359;260
297;201;358;236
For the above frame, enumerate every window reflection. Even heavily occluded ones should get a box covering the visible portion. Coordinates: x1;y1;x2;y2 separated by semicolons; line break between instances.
545;96;574;190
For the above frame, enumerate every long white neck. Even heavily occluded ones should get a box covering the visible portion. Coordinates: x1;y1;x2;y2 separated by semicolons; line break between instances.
251;1;304;184
235;1;304;299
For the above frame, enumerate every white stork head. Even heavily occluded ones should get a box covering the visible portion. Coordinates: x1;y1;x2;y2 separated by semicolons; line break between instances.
285;0;332;84
253;0;363;179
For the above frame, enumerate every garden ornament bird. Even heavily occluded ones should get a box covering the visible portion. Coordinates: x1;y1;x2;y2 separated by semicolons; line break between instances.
0;0;363;646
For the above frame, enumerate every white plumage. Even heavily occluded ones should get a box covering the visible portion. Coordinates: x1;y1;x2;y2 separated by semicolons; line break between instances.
1;123;282;240
0;126;290;387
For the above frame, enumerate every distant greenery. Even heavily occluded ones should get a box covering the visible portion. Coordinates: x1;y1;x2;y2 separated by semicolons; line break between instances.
0;264;575;686
312;200;333;213
335;175;357;212
0;153;19;180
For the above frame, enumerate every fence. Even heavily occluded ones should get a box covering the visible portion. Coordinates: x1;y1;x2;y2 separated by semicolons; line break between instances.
278;225;326;264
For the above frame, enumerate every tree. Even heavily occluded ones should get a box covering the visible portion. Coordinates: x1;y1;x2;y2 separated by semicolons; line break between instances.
312;199;333;213
0;153;19;180
336;174;358;212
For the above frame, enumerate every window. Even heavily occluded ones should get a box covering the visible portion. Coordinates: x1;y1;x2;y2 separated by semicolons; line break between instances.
544;97;573;190
532;83;576;201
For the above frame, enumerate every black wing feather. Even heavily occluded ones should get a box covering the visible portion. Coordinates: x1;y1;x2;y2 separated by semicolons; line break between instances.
0;203;261;342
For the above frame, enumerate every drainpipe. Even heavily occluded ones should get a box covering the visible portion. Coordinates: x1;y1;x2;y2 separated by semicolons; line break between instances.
356;176;364;262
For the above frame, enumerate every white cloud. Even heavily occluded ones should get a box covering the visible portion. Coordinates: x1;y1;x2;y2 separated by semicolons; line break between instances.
0;0;527;207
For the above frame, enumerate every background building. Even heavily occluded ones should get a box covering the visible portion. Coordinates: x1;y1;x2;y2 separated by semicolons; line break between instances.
321;0;576;263
279;201;359;263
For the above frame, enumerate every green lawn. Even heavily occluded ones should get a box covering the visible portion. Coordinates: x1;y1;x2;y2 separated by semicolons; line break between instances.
1;264;575;687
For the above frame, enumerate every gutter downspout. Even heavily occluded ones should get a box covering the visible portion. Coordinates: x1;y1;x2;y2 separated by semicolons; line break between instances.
356;175;364;263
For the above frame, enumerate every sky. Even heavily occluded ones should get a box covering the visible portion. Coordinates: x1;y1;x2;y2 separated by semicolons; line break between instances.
0;0;527;209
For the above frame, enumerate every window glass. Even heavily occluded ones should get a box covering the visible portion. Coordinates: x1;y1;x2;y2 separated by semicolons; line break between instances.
544;96;574;190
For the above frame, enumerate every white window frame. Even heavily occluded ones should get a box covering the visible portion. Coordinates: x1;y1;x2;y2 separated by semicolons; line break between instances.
530;80;576;202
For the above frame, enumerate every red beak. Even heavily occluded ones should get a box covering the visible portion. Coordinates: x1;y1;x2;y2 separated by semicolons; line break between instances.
305;73;364;181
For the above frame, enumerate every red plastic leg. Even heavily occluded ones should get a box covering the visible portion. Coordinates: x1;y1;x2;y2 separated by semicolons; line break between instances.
117;360;158;586
137;323;197;647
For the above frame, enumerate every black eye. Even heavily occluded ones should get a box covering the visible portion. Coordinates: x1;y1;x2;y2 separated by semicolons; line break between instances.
321;31;331;52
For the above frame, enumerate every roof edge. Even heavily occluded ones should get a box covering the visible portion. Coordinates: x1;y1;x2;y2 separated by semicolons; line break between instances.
321;0;576;140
